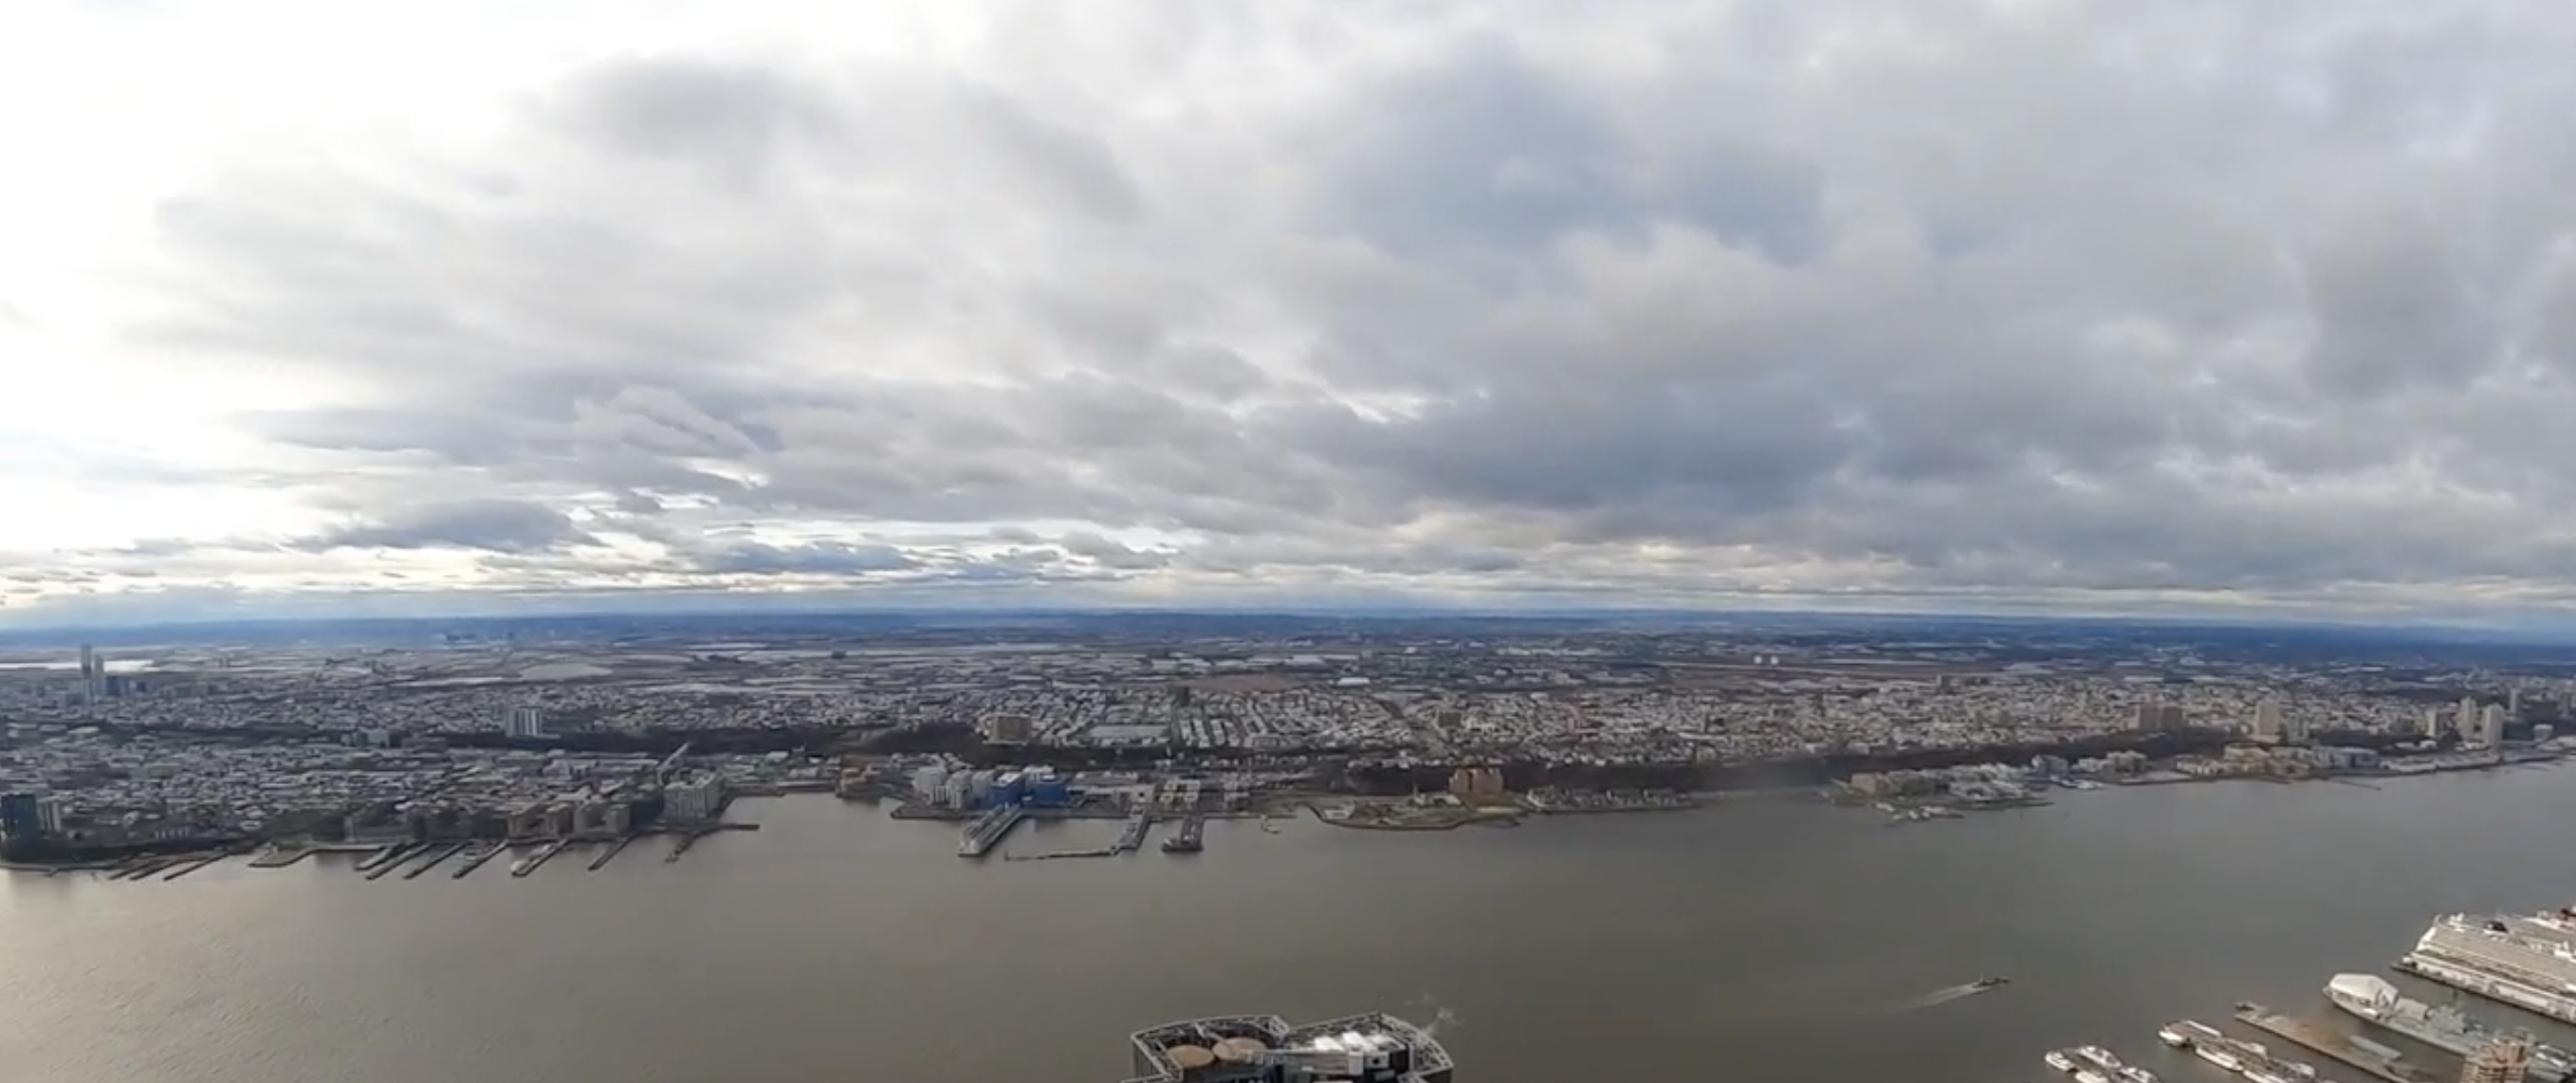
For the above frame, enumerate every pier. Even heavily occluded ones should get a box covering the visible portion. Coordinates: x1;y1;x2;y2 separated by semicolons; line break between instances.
355;844;415;877
160;852;229;881
1114;812;1154;854
2236;1001;2440;1083
1162;814;1205;854
359;844;421;880
510;839;569;878
248;844;312;869
958;805;1027;859
587;836;630;872
451;841;504;879
401;842;466;879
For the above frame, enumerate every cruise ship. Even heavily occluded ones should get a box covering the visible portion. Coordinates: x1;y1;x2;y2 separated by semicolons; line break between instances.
2401;915;2576;1026
2327;972;2576;1081
1125;1012;1455;1083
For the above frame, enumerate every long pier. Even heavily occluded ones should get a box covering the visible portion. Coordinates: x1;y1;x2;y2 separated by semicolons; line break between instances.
510;839;568;878
2236;1001;2439;1083
360;843;423;880
402;842;466;879
451;841;504;879
587;836;631;871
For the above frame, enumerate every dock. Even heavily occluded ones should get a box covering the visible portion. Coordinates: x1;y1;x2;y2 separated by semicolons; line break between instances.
451;841;504;879
586;836;630;872
401;841;466;879
2236;1001;2440;1083
248;845;308;869
958;805;1027;859
355;844;415;876
360;844;422;880
510;839;568;878
1162;814;1205;854
1113;812;1154;854
160;852;229;881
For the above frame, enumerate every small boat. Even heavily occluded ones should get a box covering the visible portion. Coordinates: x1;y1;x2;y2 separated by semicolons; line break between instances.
2046;1052;2078;1072
1974;976;2012;991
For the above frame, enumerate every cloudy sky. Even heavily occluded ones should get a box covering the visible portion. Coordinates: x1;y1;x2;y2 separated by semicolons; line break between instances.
2;0;2573;625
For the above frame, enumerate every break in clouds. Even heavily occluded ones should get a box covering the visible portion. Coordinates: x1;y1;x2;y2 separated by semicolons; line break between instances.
7;0;2576;623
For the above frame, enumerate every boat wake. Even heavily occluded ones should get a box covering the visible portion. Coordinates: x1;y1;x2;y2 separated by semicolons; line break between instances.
1890;982;1996;1012
1406;994;1463;1037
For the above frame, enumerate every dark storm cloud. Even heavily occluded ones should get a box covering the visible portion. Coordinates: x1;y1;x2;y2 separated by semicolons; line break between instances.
69;0;2576;615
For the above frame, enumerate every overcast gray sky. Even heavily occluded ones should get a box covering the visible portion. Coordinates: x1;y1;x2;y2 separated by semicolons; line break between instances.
3;0;2573;625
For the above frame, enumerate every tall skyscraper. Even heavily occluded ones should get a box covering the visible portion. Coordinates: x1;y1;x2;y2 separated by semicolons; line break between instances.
2422;707;2445;738
2478;704;2509;747
77;645;98;707
2457;696;2481;739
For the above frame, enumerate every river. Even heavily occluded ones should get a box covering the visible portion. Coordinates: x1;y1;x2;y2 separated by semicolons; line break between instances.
6;765;2576;1083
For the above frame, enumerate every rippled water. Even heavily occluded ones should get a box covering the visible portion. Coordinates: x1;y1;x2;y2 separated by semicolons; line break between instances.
8;767;2576;1083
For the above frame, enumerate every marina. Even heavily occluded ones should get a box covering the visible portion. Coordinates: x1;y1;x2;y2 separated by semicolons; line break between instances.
2236;1001;2439;1083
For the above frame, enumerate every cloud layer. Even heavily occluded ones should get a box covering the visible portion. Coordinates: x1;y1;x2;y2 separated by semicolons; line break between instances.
5;0;2576;624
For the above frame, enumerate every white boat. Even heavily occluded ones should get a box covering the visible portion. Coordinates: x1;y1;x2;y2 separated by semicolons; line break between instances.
2119;1065;2159;1083
2075;1046;2123;1073
2245;1070;2293;1083
2047;1051;2079;1072
2195;1047;2243;1073
2156;1026;2188;1047
2076;1070;2112;1083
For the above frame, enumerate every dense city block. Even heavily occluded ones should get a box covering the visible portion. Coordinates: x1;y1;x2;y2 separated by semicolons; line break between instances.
3;613;2572;864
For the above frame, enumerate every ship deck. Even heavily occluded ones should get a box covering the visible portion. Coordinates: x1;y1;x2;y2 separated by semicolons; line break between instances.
1124;1011;1454;1083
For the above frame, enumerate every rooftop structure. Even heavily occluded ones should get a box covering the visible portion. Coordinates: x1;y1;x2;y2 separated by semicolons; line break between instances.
1125;1012;1454;1083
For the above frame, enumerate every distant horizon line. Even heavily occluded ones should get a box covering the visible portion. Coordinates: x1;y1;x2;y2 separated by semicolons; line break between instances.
0;600;2566;647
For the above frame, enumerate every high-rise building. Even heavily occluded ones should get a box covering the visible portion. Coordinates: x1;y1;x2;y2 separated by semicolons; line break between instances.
2460;1036;2530;1083
2158;704;2186;730
0;791;61;840
2422;707;2445;738
2478;704;2508;747
2134;704;2162;731
2253;700;2286;743
503;707;546;739
2457;696;2481;740
663;777;723;823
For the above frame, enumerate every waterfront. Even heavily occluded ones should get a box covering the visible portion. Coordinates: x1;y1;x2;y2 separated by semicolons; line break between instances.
9;765;2576;1083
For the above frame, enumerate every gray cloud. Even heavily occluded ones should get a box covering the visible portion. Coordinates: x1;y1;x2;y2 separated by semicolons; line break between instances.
303;500;598;555
16;0;2576;623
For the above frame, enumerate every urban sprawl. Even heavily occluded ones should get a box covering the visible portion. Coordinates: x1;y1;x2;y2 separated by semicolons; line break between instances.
3;620;2571;872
